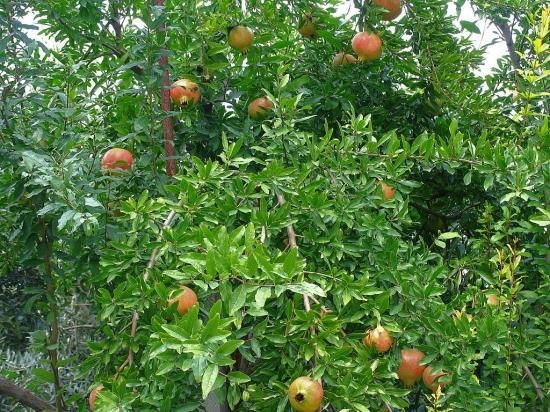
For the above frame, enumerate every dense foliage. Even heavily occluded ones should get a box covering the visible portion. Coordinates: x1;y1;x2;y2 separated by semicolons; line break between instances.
1;0;548;411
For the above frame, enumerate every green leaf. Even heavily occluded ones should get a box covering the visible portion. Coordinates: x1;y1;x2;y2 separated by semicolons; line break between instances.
460;20;481;34
58;209;76;230
287;282;326;297
229;285;247;315
32;368;54;383
483;174;494;190
216;340;244;356
201;364;219;399
434;239;446;248
255;287;271;308
227;371;251;384
438;232;460;240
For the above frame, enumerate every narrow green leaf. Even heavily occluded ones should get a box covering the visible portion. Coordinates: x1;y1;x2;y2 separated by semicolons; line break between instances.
229;285;247;315
201;364;219;399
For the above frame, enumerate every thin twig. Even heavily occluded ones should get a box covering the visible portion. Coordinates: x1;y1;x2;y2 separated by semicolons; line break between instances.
114;311;139;380
277;194;312;313
115;203;182;379
143;208;179;281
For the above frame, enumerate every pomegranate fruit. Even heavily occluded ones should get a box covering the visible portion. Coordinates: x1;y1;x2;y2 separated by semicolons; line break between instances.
332;52;357;66
373;0;402;21
380;181;396;200
486;293;499;306
363;325;393;353
168;285;198;315
397;349;426;387
352;32;383;61
422;366;450;392
88;385;103;410
298;16;316;38
228;25;254;52
101;148;133;171
288;376;323;412
248;97;273;120
170;79;200;106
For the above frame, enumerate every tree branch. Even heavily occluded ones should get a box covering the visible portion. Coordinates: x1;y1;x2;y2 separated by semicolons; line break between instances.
494;20;521;71
41;221;65;411
523;366;545;401
0;377;55;411
115;203;182;378
277;194;311;313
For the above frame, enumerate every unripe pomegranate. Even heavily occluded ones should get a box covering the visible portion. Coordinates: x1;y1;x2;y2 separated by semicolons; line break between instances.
422;366;450;392
397;349;426;387
248;97;273;120
288;377;323;412
298;16;316;38
332;52;357;66
352;32;383;61
363;325;393;353
373;0;402;21
170;79;200;106
88;385;103;410
228;25;254;52
168;285;198;315
101;148;133;171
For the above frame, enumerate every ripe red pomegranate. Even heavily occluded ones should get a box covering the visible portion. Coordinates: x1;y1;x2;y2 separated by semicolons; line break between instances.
380;181;396;200
397;349;426;387
170;79;200;105
422;366;450;392
248;97;273;120
228;25;254;52
88;385;103;410
363;326;393;353
373;0;402;21
101;148;133;171
352;32;383;61
288;377;323;412
168;285;198;315
332;52;357;66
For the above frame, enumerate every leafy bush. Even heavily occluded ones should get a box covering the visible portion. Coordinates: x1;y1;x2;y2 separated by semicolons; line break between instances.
0;0;548;411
